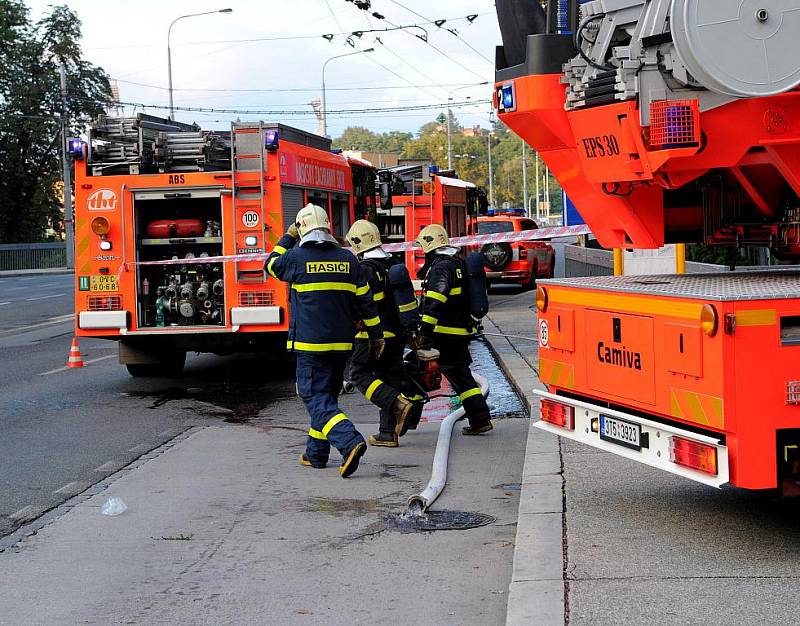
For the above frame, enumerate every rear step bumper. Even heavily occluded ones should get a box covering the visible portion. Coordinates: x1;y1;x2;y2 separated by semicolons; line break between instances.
533;390;730;488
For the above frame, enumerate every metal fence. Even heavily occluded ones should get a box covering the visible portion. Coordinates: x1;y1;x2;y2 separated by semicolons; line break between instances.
564;245;728;277
0;243;67;271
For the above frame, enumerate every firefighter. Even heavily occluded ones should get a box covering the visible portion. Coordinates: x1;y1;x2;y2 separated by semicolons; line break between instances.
415;224;493;435
265;204;385;477
345;219;418;447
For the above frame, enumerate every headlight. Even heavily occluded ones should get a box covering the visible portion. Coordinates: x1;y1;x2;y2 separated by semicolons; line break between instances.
244;235;258;247
99;240;112;251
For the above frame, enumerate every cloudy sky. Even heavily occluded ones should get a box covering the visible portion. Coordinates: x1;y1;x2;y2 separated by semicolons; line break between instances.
24;0;499;136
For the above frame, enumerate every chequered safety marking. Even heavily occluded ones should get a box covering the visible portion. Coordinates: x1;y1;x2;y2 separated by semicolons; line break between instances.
538;357;574;389
670;388;724;429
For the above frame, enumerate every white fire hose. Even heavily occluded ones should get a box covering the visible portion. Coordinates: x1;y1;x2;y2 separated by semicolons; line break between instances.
406;371;490;515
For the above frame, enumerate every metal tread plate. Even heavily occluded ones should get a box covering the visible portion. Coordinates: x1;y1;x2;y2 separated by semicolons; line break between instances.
541;270;800;301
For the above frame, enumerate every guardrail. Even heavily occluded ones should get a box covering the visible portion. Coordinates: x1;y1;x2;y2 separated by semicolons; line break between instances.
0;243;67;271
564;245;728;277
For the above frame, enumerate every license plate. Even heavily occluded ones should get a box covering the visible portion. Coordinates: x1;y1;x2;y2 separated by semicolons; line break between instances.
599;415;641;451
90;275;118;292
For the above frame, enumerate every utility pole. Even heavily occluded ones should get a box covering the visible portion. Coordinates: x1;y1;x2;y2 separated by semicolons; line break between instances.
487;133;494;210
60;63;74;270
544;165;550;219
535;152;540;221
446;108;452;170
522;141;528;216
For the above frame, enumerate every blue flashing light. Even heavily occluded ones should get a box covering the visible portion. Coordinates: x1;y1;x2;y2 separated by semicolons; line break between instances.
67;138;84;159
264;129;279;151
428;164;439;176
330;148;343;154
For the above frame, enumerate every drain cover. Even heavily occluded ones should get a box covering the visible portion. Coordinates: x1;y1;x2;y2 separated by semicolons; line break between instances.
384;510;496;533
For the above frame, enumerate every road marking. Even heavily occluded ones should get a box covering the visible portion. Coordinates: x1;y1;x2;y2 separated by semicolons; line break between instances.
54;481;89;497
0;314;73;337
25;293;65;301
94;460;124;473
10;504;49;522
39;353;116;376
0;302;9;306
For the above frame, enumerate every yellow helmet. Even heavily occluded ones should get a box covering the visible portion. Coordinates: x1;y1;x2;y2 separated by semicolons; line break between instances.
295;203;331;237
346;219;382;254
416;223;450;254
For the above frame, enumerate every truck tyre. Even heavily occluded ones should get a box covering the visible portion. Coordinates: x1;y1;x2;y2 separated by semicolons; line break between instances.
125;351;186;378
482;242;512;271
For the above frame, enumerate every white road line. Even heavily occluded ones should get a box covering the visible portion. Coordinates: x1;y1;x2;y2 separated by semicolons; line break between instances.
10;504;48;522
54;481;88;496
94;460;123;473
0;314;73;337
0;302;9;306
25;293;65;301
38;353;116;376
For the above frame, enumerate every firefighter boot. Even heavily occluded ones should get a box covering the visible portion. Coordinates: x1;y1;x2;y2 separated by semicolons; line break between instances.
368;432;399;448
392;394;416;437
299;454;326;468
462;420;494;436
339;441;367;478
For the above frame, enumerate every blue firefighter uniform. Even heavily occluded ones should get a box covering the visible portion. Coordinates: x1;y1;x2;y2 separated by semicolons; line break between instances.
266;232;383;469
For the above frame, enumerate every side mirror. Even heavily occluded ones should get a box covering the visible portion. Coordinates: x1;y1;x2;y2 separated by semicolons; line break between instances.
379;182;393;211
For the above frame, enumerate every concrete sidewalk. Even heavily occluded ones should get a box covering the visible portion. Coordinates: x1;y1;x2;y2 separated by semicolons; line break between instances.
483;289;566;626
0;411;527;624
0;267;72;278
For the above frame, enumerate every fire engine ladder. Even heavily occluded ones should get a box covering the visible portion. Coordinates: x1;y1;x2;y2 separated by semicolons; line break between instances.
231;122;267;283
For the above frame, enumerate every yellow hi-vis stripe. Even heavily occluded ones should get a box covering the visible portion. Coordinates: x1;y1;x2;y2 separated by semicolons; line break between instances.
434;325;474;336
286;340;353;351
292;282;356;293
421;314;439;325
308;428;326;440
356;284;370;296
273;245;287;255
322;413;348;436
365;379;383;401
459;387;482;401
449;287;462;295
425;290;448;303
267;255;280;278
356;330;396;339
363;316;380;327
736;309;776;327
399;301;417;313
373;291;385;301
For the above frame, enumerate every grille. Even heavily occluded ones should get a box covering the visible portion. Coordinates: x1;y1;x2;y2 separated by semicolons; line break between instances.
238;291;274;306
787;382;800;406
88;295;122;311
649;100;700;148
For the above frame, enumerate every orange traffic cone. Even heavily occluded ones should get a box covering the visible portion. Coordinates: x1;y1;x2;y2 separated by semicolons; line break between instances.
66;337;85;368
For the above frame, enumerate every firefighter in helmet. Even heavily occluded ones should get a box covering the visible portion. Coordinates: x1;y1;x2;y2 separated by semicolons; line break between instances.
265;204;385;477
415;223;492;435
345;219;419;447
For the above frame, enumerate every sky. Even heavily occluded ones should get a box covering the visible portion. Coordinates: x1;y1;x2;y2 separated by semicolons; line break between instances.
24;0;500;137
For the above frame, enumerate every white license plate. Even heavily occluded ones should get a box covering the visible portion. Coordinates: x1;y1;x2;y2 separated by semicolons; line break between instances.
600;415;641;451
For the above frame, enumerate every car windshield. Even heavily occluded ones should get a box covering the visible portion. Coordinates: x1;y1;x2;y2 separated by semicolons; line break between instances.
477;221;514;234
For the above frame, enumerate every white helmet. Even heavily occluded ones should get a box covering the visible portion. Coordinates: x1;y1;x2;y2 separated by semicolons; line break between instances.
295;203;330;237
416;223;450;254
346;219;382;254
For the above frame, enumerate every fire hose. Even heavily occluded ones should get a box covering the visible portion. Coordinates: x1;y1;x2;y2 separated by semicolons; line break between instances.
406;371;490;515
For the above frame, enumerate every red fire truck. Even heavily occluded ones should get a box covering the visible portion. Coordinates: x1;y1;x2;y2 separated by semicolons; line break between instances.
375;165;486;281
496;0;800;492
71;114;376;376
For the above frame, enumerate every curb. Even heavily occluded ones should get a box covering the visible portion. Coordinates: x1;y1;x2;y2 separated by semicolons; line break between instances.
482;314;566;626
0;268;72;278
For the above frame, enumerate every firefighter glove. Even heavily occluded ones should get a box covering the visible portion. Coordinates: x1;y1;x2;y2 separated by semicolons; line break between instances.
287;223;300;239
370;338;386;361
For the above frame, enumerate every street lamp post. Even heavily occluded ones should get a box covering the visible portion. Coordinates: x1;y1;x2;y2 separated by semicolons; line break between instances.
322;48;374;138
167;8;232;120
446;81;489;170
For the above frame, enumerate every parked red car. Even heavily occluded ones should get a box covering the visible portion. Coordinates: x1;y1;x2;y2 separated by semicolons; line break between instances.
476;212;555;287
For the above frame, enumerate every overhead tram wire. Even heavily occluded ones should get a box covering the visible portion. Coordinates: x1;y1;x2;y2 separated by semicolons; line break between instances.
111;78;480;93
383;0;494;65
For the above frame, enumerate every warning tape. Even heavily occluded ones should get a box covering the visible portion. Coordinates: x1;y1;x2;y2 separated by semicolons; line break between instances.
117;224;591;274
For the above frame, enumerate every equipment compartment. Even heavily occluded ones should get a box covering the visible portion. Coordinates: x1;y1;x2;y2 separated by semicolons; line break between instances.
133;190;226;328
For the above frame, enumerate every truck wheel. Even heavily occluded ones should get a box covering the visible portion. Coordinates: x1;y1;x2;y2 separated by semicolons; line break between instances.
482;243;512;271
125;351;186;378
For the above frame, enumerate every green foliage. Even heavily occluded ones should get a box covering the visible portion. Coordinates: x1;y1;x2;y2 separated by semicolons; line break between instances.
0;1;111;243
333;114;563;215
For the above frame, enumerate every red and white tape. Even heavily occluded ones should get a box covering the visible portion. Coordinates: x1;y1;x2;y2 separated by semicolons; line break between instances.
118;224;591;273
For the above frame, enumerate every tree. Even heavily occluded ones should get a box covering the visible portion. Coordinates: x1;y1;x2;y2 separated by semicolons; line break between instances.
0;2;111;243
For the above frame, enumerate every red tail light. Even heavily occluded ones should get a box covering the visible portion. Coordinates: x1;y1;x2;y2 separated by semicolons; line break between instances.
540;399;574;430
669;436;718;475
87;295;122;311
